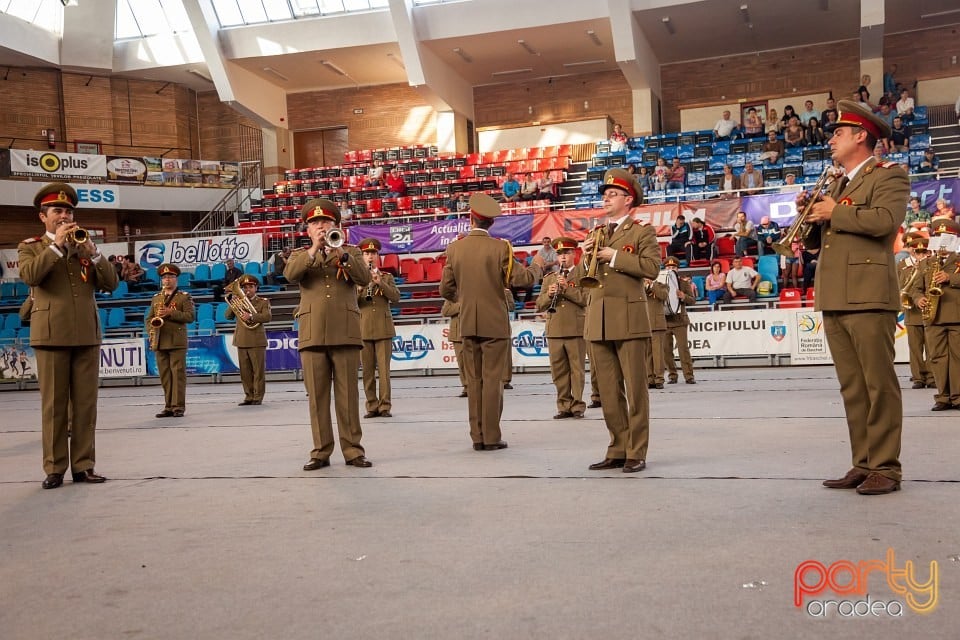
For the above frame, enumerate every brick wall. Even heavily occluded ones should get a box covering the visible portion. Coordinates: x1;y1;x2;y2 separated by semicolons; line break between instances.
2;207;206;248
884;25;960;90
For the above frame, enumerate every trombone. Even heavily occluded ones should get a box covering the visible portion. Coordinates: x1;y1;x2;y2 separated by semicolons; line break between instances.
579;225;607;288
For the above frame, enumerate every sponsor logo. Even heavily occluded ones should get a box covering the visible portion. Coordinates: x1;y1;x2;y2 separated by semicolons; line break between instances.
26;152;91;173
514;330;548;357
769;321;787;342
138;242;166;268
392;334;434;361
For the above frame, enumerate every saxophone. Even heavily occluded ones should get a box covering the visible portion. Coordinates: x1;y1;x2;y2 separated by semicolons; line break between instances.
921;250;948;323
148;288;177;350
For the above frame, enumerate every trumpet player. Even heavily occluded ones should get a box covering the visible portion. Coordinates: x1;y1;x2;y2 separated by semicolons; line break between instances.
357;238;400;418
801;100;909;495
226;274;272;406
535;237;588;418
898;232;935;390
146;263;195;418
574;168;661;473
18;182;119;489
909;219;960;411
285;198;373;470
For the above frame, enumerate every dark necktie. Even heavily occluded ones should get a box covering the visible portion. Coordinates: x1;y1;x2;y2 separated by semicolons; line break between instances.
835;176;849;194
607;222;617;237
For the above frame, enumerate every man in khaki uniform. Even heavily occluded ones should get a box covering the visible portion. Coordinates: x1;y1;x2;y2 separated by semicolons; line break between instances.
441;298;468;397
911;219;960;411
662;256;697;384
898;232;935;390
644;275;669;389
574;168;661;473
535;237;588;418
18;182;119;489
439;193;544;450
357;238;401;418
285;198;373;470
803;100;909;495
146;263;195;418
225;274;272;405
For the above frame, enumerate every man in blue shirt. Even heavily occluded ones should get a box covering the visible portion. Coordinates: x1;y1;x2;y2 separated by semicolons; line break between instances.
501;172;521;202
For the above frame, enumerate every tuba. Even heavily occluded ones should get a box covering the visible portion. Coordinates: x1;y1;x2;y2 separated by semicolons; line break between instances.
224;279;261;329
772;166;839;258
579;225;608;289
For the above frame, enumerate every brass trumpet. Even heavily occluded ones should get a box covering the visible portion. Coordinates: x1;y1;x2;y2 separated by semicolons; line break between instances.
772;167;839;258
579;225;607;289
325;228;345;248
66;226;88;245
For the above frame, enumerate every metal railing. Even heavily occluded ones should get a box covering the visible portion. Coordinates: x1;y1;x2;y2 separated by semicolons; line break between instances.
192;161;262;234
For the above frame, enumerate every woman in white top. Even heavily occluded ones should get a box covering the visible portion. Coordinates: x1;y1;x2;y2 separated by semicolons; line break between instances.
896;89;915;118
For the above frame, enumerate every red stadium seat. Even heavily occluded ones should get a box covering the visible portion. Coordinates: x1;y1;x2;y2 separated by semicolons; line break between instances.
399;258;417;276
805;288;815;305
405;262;425;284
716;235;736;258
779;288;803;309
418;256;435;269
425;262;444;282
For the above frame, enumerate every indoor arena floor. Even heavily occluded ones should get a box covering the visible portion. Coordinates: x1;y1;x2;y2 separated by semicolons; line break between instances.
1;365;958;639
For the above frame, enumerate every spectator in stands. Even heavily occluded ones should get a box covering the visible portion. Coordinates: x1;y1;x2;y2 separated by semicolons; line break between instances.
883;64;898;100
896;88;915;121
905;196;931;230
610;123;628;152
636;165;653;192
121;254;144;283
687;217;715;262
501;172;521;202
537;174;556;202
876;103;895;128
732;211;757;257
713;110;739;141
109;255;123;278
765;108;782;135
780;173;803;194
705;261;727;307
224;258;242;284
823;110;839;140
668;214;691;259
364;159;384;187
933;198;954;220
720;164;739;196
535;236;560;276
888;116;910;153
739;161;764;193
756;215;782;256
652;158;669;190
666;158;686;190
742;107;764;138
267;246;291;285
854;88;874;111
385;167;407;197
759;131;785;165
781;105;799;128
821;97;838;125
520;174;539;201
799;100;818;126
800;244;820;297
805;117;826;146
918;148;940;176
722;256;759;303
783;117;805;148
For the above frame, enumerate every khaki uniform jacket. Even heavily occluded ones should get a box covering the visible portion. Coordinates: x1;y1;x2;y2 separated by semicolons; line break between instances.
570;220;661;341
439;230;542;339
809;159;909;312
535;271;587;337
441;299;461;342
284;245;371;348
909;252;960;324
358;272;401;340
898;257;925;327
225;296;272;347
145;290;195;349
665;277;696;328
18;235;119;347
646;281;669;331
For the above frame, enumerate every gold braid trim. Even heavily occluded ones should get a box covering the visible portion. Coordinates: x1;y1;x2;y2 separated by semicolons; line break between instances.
503;239;514;287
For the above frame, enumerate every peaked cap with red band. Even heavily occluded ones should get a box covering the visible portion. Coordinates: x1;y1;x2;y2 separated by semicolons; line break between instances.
834;100;891;140
34;182;78;209
904;231;929;249
931;217;960;237
157;263;181;277
238;274;260;287
469;193;501;222
301;197;341;225
599;168;640;201
551;236;578;251
358;238;382;252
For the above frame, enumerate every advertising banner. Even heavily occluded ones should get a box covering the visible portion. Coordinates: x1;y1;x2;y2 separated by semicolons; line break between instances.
511;319;551;368
346;215;534;253
740;192;800;227
100;339;146;377
135;234;264;270
684;309;794;357
912;177;958;211
10;150;107;180
106;156;148;184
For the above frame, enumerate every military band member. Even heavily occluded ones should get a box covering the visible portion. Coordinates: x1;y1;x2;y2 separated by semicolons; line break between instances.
662;256;697;384
910;219;960;411
285;198;373;470
357;238;401;418
503;288;515;390
225;274;272;405
898;232;935;390
439;193;544;451
535;237;588;418
803;100;909;495
146;263;195;418
18;182;119;489
441;298;468;397
574;168;661;473
645;276;669;389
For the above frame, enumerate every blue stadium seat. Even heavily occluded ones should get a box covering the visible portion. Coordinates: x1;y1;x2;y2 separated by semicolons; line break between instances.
691;275;706;301
214;302;231;324
757;255;780;297
177;273;194;290
1;282;16;301
144;267;159;284
13;282;29;298
210;263;227;282
909;134;931;150
197;318;216;335
196;303;215;323
711;140;731;155
677;144;694;160
110;280;130;299
192;264;212;286
4;314;22;331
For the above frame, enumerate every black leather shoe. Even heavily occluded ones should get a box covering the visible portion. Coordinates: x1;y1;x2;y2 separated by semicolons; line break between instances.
458;390;468;398
155;410;174;418
363;411;380;418
685;379;696;385
483;441;509;450
379;411;392;418
172;409;184;417
72;469;107;483
42;473;63;489
473;443;484;451
503;383;513;390
251;400;262;405
654;383;664;389
623;459;647;473
553;411;573;419
571;411;584;418
911;381;926;389
346;455;373;467
931;402;952;411
302;458;330;471
926;382;937;389
647;383;656;389
588;458;625;470
587;400;602;408
667;379;678;385
238;400;254;406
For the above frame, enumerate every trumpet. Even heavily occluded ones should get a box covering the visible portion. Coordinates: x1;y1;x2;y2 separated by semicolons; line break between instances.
66;226;88;245
772;166;839;258
324;228;345;248
579;225;608;289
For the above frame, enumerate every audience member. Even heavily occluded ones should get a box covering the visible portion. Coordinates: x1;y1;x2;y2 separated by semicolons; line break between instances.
610;123;629;152
933;198;954;220
668;215;691;259
799;100;818;126
820;97;838;125
111;255;123;278
687;217;715;262
720;164;739;196
822;110;839;140
800;245;820;297
652;158;669;190
385;168;407;197
713;110;739;140
666;158;686;190
780;105;799;127
876;103;895;128
905;196;930;230
780;173;803;194
705;260;727;307
765;108;782;135
537;174;556;202
636;166;654;192
883;64;898;100
896;88;915;120
732;211;757;257
781;239;800;291
535;236;559;274
783;117;805;148
739;161;764;193
520;175;539;201
501;172;521;202
805;118;826;146
918;148;940;176
364;159;384;187
266;246;291;285
722;256;759;303
888;116;910;152
121;254;144;283
742;107;764;138
756;215;782;256
759;131;784;164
